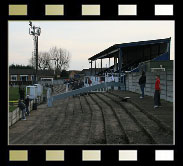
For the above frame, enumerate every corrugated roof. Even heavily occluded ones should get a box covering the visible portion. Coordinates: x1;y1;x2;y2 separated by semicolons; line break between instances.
88;37;171;61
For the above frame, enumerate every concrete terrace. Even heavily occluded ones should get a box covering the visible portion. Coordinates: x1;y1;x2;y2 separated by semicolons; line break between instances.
9;89;173;145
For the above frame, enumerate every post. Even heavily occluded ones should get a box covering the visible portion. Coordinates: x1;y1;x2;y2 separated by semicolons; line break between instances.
168;40;171;60
90;60;92;76
95;60;96;81
29;22;41;84
36;36;38;83
47;88;53;107
101;59;102;72
66;83;68;92
118;48;122;82
114;57;117;72
95;60;96;75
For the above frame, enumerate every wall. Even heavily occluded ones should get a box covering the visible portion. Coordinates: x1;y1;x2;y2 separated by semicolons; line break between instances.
9;96;43;127
125;70;173;102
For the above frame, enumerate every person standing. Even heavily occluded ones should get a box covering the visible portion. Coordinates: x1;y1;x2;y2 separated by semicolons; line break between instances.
24;95;30;116
139;71;146;98
51;84;54;93
18;99;26;120
88;78;92;86
154;75;161;108
111;74;115;82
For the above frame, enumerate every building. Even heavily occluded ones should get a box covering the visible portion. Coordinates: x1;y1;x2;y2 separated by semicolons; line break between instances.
86;37;172;86
88;37;171;75
80;68;107;76
9;69;55;85
68;70;81;79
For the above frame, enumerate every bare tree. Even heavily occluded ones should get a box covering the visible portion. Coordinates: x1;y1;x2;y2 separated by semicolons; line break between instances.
29;46;71;73
39;52;53;70
49;46;71;72
29;52;53;70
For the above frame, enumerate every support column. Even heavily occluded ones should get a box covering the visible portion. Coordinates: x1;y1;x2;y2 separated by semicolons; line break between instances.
36;36;38;82
95;60;96;75
90;60;92;76
95;60;96;81
117;57;119;71
168;40;171;60
101;59;102;72
114;57;117;72
118;48;122;83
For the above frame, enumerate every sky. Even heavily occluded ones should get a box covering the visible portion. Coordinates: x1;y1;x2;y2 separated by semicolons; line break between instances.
9;21;175;70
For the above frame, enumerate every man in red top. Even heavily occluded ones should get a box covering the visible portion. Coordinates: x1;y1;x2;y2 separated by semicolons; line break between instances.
88;78;92;86
154;75;161;108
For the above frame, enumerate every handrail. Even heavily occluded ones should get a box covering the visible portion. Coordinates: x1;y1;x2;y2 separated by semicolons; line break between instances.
49;82;125;107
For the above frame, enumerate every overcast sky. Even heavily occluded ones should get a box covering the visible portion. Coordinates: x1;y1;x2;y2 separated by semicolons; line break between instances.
9;21;174;70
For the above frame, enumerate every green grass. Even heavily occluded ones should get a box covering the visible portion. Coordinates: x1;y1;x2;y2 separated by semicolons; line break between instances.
43;88;47;96
9;106;18;112
9;87;20;101
9;87;20;112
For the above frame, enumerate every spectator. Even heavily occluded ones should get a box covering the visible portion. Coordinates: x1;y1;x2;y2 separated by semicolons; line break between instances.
19;87;25;100
88;78;92;86
154;75;161;108
111;74;115;82
18;99;26;120
51;84;54;93
138;71;146;98
24;95;30;116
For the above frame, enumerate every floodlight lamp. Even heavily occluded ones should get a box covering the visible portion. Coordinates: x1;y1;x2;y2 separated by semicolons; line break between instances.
33;27;41;36
29;21;32;27
29;27;34;35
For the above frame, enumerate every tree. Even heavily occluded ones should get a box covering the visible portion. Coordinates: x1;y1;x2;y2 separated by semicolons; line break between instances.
38;52;53;70
9;64;33;69
49;46;71;73
29;46;71;73
29;52;53;70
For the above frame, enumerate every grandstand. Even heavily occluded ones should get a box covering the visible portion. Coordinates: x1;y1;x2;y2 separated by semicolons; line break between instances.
9;38;173;145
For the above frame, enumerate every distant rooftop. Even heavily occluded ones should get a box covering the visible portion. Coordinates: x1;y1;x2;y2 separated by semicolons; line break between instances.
9;69;55;76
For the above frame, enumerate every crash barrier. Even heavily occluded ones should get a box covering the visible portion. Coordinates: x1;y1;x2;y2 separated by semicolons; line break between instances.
9;96;43;127
48;82;125;107
9;100;19;107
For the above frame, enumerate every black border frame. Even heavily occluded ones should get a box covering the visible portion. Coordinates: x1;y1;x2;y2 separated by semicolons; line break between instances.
0;0;181;166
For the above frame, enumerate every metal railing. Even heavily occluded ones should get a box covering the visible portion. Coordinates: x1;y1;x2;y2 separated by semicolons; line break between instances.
49;82;125;107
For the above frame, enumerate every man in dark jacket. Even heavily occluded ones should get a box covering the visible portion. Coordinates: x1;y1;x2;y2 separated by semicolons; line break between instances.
18;99;26;120
24;95;30;116
139;71;146;98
